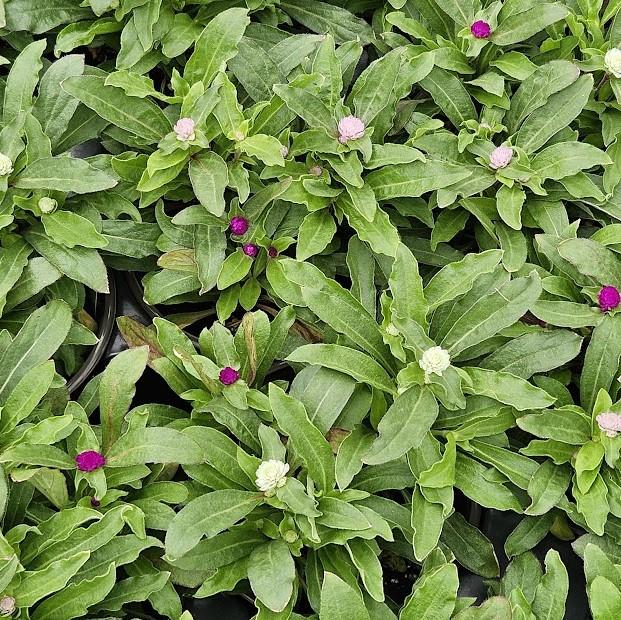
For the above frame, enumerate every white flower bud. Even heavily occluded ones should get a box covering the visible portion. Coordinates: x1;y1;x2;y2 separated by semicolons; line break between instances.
255;459;289;493
38;197;58;214
0;153;13;177
605;48;621;79
419;346;451;379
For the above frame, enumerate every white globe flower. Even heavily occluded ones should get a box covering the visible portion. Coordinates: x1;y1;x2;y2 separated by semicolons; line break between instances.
0;153;13;177
385;322;399;337
419;346;451;380
38;197;58;214
255;459;290;493
605;48;621;78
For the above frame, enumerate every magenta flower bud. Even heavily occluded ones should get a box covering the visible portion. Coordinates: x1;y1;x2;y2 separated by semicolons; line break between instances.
219;367;240;385
91;497;101;507
597;411;621;437
268;246;278;258
598;285;621;312
337;115;365;143
243;243;259;258
489;145;513;170
471;20;492;39
229;216;249;236
75;450;106;472
173;117;195;141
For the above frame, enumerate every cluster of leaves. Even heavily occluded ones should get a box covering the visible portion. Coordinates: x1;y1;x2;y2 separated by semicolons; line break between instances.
4;0;621;619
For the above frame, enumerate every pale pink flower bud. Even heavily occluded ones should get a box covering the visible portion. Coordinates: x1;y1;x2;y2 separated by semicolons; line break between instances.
174;117;195;141
338;115;365;143
280;146;289;158
489;145;513;169
597;411;621;437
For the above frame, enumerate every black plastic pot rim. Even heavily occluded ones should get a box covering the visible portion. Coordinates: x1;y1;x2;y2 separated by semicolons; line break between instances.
66;270;117;394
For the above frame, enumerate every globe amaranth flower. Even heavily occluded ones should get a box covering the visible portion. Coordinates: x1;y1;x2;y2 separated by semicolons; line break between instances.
309;165;323;176
598;285;621;312
0;596;15;617
255;459;290;493
268;246;278;258
419;346;451;382
38;197;57;214
242;243;259;258
229;216;249;236
471;20;491;39
597;411;621;438
174;117;195;141
0;153;13;177
605;48;621;79
489;145;513;169
337;115;365;143
75;450;106;472
219;366;240;385
280;146;289;158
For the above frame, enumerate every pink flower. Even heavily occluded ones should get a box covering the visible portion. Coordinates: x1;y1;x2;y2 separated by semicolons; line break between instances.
229;216;249;236
219;367;240;385
471;20;492;39
490;145;513;169
75;450;106;472
309;165;323;176
268;246;278;258
174;117;195;141
598;285;621;312
243;243;259;258
597;412;621;437
338;115;365;143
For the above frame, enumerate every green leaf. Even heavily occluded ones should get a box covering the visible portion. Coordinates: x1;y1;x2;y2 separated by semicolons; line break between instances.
390;243;428;329
496;184;525;230
400;563;458;619
62;75;171;143
41;211;108;249
286;344;395;394
14;157;117;194
319;572;370;620
493;4;570;46
24;227;109;292
346;538;384;602
297;210;337;261
419;67;477;128
531;550;568;620
99;346;149;452
525;460;571;516
269;384;335;492
165;490;263;560
184;8;250;87
515;74;593;153
366;159;471;200
189;152;228;217
247;540;295;612
0;300;72;402
106;428;204;466
31;561;116;620
589;576;621;620
363;386;438;465
272;84;335;134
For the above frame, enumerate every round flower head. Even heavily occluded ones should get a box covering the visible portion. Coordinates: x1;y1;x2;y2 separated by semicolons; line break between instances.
229;216;249;236
489;145;513;170
597;411;621;438
38;197;57;214
0;153;13;177
219;366;240;385
605;48;621;79
280;146;289;158
75;450;106;472
309;165;323;176
268;246;278;258
242;243;259;258
0;596;15;617
174;117;195;141
471;20;491;39
255;459;290;493
419;346;451;381
598;285;621;312
337;115;365;143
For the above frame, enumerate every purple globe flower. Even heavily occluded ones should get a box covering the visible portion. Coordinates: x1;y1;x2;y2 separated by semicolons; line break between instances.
598;285;621;312
243;243;259;258
219;367;240;385
229;216;249;236
471;20;491;39
75;450;106;472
